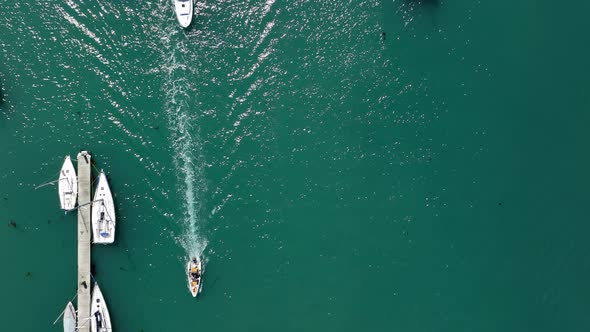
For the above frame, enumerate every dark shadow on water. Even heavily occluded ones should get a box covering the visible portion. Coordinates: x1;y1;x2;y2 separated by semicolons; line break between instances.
0;73;8;121
0;66;15;126
405;0;440;7
397;0;441;29
184;20;203;38
0;67;4;102
0;82;5;113
199;275;219;300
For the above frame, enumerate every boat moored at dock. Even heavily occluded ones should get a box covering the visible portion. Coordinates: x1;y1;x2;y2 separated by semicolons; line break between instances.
63;301;77;332
90;283;112;332
92;171;116;244
58;156;78;210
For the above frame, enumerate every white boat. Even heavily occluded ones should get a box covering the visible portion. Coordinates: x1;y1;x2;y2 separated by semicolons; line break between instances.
58;156;78;210
90;284;112;332
92;171;116;244
187;257;202;297
174;0;193;28
63;301;77;332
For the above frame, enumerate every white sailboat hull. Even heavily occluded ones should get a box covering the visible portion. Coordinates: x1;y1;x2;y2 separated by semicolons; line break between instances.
58;156;78;210
90;284;112;332
92;171;115;244
174;0;193;28
63;301;77;332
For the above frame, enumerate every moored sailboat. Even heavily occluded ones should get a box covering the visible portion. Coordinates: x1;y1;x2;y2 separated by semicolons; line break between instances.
90;283;112;332
58;156;78;211
92;171;116;244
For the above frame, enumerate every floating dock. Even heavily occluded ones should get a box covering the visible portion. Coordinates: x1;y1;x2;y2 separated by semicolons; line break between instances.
77;151;91;332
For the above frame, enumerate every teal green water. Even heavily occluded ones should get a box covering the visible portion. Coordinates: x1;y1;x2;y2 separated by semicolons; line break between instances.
1;0;590;331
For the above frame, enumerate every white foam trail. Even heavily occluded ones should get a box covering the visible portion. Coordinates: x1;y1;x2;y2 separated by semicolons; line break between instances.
156;1;207;262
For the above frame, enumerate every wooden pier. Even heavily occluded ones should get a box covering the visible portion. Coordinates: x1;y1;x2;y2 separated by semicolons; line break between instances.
77;151;91;332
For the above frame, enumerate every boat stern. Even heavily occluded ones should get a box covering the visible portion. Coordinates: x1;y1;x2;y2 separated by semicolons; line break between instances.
92;231;115;244
174;0;193;28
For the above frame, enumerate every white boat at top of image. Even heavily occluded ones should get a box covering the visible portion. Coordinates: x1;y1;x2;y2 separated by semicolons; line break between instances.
58;156;78;211
63;301;77;332
174;0;193;28
187;257;202;297
92;171;116;244
90;284;112;332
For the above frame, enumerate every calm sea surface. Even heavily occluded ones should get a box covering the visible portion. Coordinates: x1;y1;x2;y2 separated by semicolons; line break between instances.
1;1;590;331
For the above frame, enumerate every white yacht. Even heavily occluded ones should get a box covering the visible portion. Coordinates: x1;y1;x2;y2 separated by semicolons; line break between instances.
92;171;116;244
174;0;193;28
58;156;78;210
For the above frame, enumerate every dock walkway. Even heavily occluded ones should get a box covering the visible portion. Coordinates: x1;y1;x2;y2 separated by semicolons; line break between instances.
76;151;91;332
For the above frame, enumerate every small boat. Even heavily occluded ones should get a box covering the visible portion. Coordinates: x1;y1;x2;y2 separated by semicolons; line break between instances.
63;301;77;332
187;257;202;297
92;171;116;244
58;156;78;210
174;0;193;28
90;284;112;332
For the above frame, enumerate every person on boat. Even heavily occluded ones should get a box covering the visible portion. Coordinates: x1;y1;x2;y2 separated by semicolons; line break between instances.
191;269;201;280
95;311;103;328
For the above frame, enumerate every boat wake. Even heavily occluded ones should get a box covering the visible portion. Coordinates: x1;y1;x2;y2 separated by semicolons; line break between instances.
157;4;208;265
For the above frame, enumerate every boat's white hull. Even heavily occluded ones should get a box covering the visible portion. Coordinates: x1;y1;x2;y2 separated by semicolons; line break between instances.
90;284;112;332
174;0;193;28
92;171;115;244
58;156;78;211
63;301;77;332
187;258;202;297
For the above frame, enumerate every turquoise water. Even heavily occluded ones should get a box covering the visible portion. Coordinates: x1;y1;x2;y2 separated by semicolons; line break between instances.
1;0;590;331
